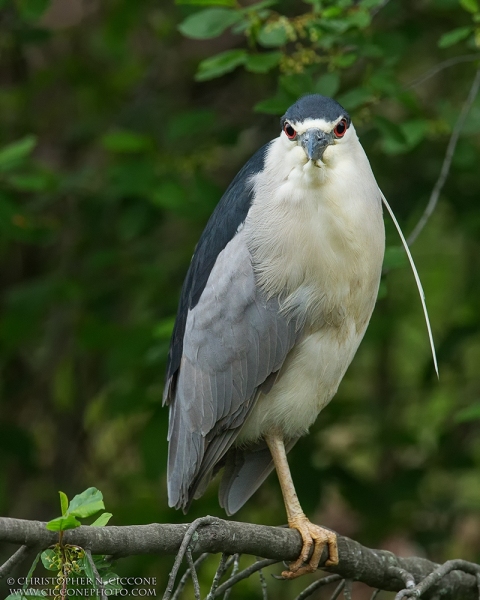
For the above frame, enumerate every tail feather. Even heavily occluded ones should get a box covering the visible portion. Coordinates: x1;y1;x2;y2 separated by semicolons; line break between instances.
219;438;298;515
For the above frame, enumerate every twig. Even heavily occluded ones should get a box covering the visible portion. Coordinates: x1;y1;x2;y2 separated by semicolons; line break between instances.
371;0;391;17
224;553;240;575
387;566;415;589
294;574;343;600
344;579;353;600
395;559;480;599
223;553;240;600
214;558;279;598
171;553;209;600
85;549;107;600
0;545;31;579
406;54;480;89
330;580;346;600
185;548;201;600
163;516;219;600
407;64;480;246
206;553;230;600
258;561;268;600
370;590;381;600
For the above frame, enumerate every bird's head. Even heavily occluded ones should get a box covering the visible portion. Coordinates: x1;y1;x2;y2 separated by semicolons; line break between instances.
280;94;352;166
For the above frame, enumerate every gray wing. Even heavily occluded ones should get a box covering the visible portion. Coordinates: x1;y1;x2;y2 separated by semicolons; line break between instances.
219;437;299;516
167;232;300;512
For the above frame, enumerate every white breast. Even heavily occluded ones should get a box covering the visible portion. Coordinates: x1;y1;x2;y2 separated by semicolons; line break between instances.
237;126;385;443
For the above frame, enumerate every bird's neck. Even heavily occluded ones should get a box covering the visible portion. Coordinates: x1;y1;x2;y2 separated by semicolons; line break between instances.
243;136;385;329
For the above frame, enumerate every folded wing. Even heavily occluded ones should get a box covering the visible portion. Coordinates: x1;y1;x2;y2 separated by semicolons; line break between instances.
166;233;300;511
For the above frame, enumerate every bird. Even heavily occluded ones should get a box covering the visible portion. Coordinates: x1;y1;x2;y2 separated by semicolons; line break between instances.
163;94;385;579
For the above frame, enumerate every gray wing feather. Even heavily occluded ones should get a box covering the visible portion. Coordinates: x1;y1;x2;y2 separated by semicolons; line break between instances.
219;438;299;516
167;232;299;511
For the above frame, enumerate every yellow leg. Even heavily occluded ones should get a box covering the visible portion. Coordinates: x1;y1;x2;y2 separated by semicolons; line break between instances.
265;433;339;579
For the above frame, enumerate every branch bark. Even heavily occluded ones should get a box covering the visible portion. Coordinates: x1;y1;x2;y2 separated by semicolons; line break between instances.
0;516;479;599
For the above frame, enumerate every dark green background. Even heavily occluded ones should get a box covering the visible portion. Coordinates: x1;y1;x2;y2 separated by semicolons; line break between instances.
1;0;480;597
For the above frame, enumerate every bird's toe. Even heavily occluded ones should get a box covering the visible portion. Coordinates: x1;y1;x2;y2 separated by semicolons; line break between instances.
281;516;338;579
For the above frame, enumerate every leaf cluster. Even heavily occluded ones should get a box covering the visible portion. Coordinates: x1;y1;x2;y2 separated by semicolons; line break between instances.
6;488;118;600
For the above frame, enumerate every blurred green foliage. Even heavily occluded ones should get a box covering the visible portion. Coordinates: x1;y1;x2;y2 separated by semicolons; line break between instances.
1;0;480;597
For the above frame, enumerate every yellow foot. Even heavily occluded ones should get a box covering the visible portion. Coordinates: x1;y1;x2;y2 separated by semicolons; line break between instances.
282;515;338;580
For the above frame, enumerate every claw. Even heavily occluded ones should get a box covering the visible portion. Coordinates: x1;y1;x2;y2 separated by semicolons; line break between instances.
282;516;338;580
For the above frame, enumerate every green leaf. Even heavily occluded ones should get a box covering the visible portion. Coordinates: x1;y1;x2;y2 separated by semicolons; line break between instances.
195;49;247;81
401;119;430;147
16;0;50;20
333;52;357;68
323;6;342;17
460;0;479;13
455;403;480;422
315;72;340;97
280;74;313;96
245;51;282;73
381;119;430;154
0;136;37;171
319;18;349;34
346;8;371;28
102;572;124;593
91;512;113;527
257;22;289;47
241;0;277;11
59;491;69;516
26;552;41;580
337;87;371;110
6;170;54;192
41;549;59;571
67;487;105;518
101;130;152;153
46;514;81;531
254;95;292;114
178;8;242;39
176;0;236;5
438;26;472;48
93;555;114;572
78;554;96;587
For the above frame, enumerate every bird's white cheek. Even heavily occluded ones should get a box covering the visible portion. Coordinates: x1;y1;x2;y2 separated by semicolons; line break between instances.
291;143;307;161
322;143;336;163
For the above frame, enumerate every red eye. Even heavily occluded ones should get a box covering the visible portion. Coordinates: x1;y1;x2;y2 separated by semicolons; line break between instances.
284;122;297;140
334;118;348;138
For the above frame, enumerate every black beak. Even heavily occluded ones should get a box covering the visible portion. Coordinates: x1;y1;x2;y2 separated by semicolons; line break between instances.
299;128;332;161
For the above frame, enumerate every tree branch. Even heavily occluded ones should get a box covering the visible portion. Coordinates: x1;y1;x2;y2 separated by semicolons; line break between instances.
0;545;32;579
1;516;479;599
406;54;480;90
407;64;480;246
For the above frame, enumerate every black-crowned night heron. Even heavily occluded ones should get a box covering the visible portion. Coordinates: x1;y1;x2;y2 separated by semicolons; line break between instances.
163;94;385;578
